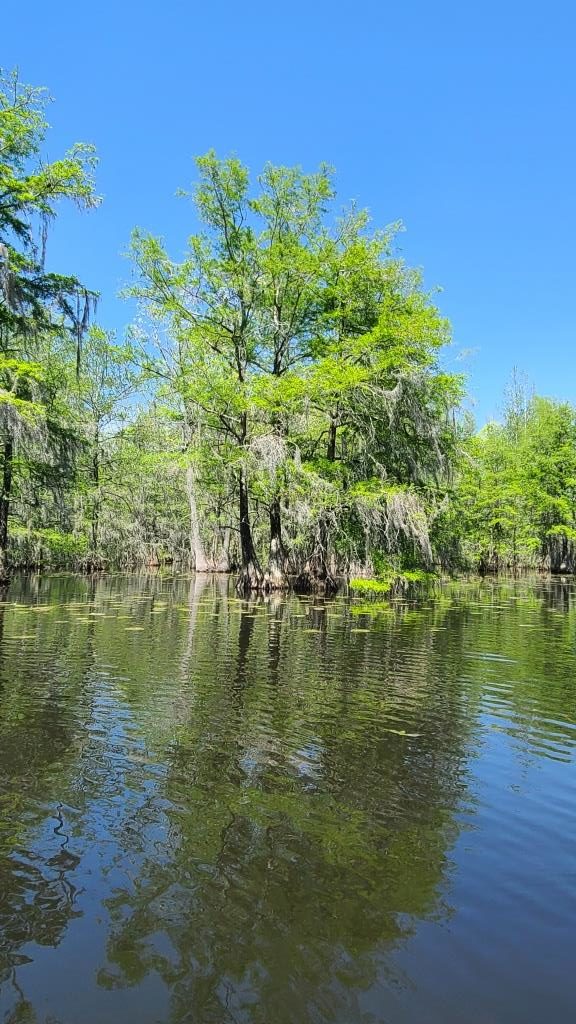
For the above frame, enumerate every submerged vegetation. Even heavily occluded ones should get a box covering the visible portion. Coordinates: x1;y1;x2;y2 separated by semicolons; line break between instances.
1;69;575;588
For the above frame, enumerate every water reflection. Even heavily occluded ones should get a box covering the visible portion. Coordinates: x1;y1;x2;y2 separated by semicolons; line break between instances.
0;574;575;1023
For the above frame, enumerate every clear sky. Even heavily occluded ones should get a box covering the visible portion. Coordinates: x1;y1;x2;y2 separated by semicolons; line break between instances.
4;0;575;423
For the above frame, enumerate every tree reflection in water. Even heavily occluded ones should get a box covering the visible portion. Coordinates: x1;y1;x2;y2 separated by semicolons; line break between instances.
0;574;575;1023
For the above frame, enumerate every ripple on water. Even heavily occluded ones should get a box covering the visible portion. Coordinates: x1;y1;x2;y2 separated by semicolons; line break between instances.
0;575;575;1024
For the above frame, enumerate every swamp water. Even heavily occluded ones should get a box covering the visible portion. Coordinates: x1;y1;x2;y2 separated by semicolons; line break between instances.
0;573;575;1024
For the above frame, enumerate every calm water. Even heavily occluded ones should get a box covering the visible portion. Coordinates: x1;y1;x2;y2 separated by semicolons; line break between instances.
0;574;575;1024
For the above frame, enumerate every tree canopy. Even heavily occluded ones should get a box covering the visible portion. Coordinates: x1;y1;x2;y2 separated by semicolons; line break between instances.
0;68;100;579
128;152;463;590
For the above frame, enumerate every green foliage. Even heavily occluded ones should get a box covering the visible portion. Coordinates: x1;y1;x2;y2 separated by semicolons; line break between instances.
350;568;437;597
350;577;393;595
439;391;576;573
2;76;575;587
0;68;100;574
0;68;100;341
10;525;88;565
127;151;462;585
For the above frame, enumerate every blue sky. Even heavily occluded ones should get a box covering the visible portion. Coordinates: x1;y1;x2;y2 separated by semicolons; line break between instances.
4;1;575;423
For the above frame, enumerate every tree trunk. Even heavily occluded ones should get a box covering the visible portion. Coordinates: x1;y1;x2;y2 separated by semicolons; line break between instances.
266;495;287;588
0;439;13;583
91;437;100;555
220;527;232;571
548;533;570;574
327;417;336;462
314;513;331;581
237;466;262;593
186;466;210;572
309;513;338;593
327;414;337;461
212;526;232;572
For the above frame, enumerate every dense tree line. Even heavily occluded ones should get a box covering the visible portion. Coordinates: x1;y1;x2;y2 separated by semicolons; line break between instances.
440;386;576;574
1;71;575;588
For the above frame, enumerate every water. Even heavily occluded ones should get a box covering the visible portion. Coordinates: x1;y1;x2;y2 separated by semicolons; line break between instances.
0;573;575;1024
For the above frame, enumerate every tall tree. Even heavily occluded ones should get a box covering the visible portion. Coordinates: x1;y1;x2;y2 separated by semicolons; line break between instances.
130;152;462;590
0;69;100;578
71;327;136;563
